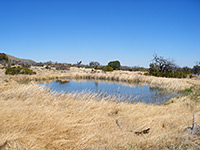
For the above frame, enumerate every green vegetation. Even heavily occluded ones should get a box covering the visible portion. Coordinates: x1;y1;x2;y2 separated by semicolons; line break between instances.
45;65;51;69
5;66;36;75
20;63;31;68
183;87;193;95
1;53;199;79
190;86;200;102
108;60;121;70
120;66;148;72
193;65;200;75
102;66;114;72
0;53;9;62
149;71;188;78
147;54;193;78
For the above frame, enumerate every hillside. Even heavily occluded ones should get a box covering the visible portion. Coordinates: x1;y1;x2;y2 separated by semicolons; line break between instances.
0;53;36;64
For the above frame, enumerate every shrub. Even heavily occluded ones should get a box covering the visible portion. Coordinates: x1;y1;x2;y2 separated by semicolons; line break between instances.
55;64;69;70
102;66;113;72
45;65;51;69
34;62;44;67
20;63;31;68
189;74;194;78
21;67;36;75
5;66;36;75
120;66;132;71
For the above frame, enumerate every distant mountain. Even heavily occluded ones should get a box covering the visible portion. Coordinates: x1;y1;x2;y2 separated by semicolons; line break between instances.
0;53;36;65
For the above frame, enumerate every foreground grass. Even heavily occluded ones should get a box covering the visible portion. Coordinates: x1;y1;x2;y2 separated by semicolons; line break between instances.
0;68;200;149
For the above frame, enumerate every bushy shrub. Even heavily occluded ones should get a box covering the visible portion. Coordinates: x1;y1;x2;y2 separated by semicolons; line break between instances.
21;67;36;75
189;74;194;78
102;66;113;72
45;65;51;69
5;66;36;75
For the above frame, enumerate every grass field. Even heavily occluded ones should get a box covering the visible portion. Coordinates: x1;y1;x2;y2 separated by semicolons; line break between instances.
0;67;200;149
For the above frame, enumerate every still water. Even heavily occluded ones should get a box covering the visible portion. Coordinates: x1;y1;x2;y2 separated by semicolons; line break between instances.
39;80;175;104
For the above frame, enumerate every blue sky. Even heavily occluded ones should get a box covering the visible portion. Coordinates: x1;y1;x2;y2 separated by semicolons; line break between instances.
0;0;199;67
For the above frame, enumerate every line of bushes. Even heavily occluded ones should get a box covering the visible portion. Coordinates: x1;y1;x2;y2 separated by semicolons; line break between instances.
147;71;188;78
5;66;36;75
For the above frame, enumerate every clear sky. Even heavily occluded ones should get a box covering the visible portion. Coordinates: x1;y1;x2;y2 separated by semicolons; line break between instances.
0;0;199;67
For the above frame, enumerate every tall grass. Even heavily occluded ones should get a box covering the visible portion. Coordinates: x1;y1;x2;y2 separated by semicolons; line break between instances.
0;67;200;149
0;81;200;149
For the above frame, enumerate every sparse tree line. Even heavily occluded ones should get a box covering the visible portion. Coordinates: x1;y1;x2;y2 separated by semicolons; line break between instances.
146;54;200;78
0;53;200;78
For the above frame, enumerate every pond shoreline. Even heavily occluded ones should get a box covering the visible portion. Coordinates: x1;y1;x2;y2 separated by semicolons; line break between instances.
39;79;177;104
3;67;197;92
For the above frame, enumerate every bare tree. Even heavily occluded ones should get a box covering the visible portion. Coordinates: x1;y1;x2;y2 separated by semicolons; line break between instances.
77;61;82;65
150;54;176;75
76;61;82;68
89;61;100;69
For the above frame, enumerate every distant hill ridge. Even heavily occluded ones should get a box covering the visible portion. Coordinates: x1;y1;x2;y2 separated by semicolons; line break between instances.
0;53;36;64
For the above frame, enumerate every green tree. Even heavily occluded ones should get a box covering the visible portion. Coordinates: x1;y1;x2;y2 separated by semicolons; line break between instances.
193;65;200;75
108;60;121;70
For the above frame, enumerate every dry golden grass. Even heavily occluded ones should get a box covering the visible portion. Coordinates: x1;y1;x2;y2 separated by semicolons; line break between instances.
3;66;199;91
0;68;200;149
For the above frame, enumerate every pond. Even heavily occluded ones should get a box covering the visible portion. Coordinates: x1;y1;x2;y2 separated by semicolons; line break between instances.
39;79;176;104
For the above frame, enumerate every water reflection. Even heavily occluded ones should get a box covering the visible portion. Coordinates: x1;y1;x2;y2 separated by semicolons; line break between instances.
55;80;70;84
39;80;176;104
